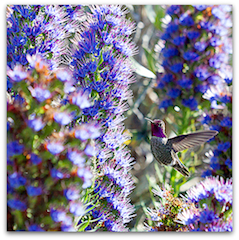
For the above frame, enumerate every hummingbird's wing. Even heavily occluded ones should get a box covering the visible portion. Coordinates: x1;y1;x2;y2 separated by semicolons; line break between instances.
168;130;218;153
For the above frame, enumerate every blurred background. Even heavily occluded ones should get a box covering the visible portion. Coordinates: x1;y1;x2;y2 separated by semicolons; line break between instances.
122;5;232;230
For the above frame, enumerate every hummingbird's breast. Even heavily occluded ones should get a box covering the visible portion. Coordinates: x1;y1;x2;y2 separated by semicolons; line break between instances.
150;136;173;165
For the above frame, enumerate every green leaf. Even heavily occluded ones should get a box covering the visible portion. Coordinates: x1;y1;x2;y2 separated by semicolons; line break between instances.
130;57;156;79
143;48;156;74
41;216;54;225
77;217;91;232
154;7;165;31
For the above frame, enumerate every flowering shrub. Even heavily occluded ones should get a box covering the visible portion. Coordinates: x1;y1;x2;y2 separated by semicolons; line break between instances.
7;4;136;232
145;176;232;232
7;56;100;231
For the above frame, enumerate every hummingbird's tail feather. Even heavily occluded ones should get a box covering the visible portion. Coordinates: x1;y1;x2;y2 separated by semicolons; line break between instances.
172;161;190;177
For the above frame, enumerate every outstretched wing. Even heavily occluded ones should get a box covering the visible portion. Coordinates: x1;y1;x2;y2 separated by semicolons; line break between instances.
168;130;218;153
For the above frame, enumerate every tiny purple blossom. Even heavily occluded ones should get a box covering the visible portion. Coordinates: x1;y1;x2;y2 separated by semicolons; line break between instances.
7;199;27;211
28;86;51;102
7;65;28;82
64;188;80;201
70;90;91;109
26;186;42;196
69;202;85;216
54;112;74;125
28;114;46;131
47;142;64;155
67;149;85;167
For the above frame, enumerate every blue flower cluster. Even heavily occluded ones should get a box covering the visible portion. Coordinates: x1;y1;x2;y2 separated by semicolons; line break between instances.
156;5;232;111
145;176;232;232
177;176;232;231
68;5;136;231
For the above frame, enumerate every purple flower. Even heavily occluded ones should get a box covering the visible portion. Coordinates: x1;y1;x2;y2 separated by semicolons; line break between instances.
28;224;45;231
187;30;200;39
173;36;186;46
28;114;46;131
194;41;207;51
170;63;183;73
7;141;24;158
161;73;173;83
225;158;232;169
75;124;101;140
64;188;80;201
8;172;26;189
50;209;70;224
194;66;210;81
214;184;232;204
200;206;217;223
7;66;28;82
220;117;232;127
7;199;27;211
84;144;96;157
69;202;85;216
217;141;230;152
26;186;42;196
210;37;222;47
54;112;74;125
179;13;194;26
207;75;221;85
193;5;207;11
183;51;199;61
50;168;64;179
91;81;109;92
163;47;179;58
212;7;226;20
56;70;72;82
159;99;173;109
67;149;85;167
77;168;93;188
182;97;198;110
47;142;64;155
166;5;180;15
78;29;98;54
29;86;51;102
167;88;181;98
178;78;193;88
30;154;42;165
70;90;91;109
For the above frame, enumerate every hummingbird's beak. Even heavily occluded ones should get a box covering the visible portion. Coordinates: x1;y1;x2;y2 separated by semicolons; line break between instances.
145;117;153;123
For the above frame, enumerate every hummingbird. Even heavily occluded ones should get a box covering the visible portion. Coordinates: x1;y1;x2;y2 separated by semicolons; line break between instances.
145;118;218;177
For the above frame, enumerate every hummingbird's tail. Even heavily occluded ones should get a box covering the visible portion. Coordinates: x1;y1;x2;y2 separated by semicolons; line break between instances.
172;160;190;177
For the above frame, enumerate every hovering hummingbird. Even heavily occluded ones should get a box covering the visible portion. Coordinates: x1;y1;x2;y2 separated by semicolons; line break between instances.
145;118;218;177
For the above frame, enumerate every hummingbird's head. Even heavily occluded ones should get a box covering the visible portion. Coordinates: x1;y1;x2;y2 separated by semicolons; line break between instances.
145;118;166;138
